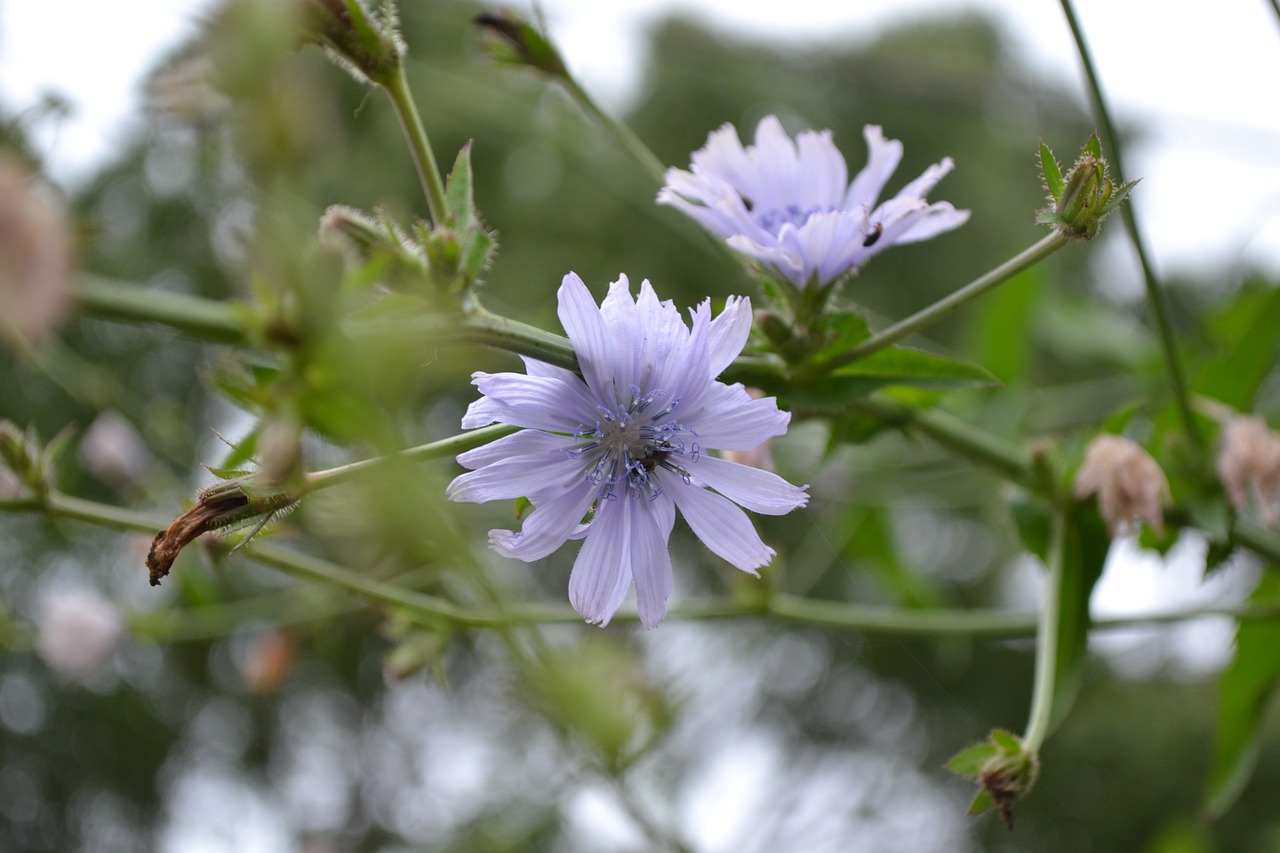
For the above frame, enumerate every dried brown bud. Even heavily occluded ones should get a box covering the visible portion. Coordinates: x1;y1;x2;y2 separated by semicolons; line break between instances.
1074;435;1169;537
0;155;72;352
1217;415;1280;526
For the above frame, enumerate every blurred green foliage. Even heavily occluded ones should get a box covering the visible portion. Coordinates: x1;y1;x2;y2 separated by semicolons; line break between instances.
2;2;1279;851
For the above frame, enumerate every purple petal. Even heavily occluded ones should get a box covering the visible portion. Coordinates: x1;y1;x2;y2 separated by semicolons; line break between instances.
455;428;567;470
628;498;675;629
845;125;903;208
472;372;596;432
683;383;791;450
706;294;751;376
687;453;809;515
893;203;971;244
670;484;775;573
568;497;634;626
489;482;596;563
447;442;581;503
557;273;616;401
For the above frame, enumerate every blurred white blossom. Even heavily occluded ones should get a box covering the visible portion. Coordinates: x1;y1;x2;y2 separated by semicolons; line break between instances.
36;589;123;679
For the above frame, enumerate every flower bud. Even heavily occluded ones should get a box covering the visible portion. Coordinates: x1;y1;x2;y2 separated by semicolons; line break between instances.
947;729;1040;830
302;0;404;86
1036;135;1135;240
1217;415;1280;525
1073;434;1170;536
0;155;72;353
473;9;568;79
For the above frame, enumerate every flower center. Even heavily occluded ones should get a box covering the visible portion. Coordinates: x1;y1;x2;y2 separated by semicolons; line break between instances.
567;386;699;501
753;202;830;234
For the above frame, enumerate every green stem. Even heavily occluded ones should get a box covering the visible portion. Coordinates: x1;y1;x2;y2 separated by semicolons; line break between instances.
1058;0;1200;449
9;491;1280;634
382;64;449;225
73;275;250;345
1023;510;1067;752
304;423;517;491
826;232;1069;368
560;76;668;186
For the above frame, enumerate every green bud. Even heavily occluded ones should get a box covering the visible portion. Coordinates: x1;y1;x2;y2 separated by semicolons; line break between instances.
474;9;568;79
1036;135;1136;240
947;728;1041;830
303;0;404;86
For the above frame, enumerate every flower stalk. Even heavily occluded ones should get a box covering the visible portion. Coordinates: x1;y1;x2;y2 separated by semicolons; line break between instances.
826;231;1069;368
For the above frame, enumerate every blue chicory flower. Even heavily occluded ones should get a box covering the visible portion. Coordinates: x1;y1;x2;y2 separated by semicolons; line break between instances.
657;115;970;288
447;272;809;628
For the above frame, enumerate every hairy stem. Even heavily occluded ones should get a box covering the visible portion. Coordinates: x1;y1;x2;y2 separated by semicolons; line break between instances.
382;65;449;225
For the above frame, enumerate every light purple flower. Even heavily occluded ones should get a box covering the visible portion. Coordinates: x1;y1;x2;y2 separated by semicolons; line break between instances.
657;115;970;288
448;272;809;628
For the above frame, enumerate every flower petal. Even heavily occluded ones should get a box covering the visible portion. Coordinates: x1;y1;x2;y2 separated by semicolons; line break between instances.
845;125;903;208
489;482;596;562
568;497;633;626
670;483;775;573
557;272;616;401
687;453;809;515
628;498;675;629
472;372;597;431
706;294;751;376
683;382;791;450
447;441;581;503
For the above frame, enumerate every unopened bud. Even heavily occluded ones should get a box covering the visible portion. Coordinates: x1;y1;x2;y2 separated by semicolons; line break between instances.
947;728;1040;831
1036;135;1135;240
1217;415;1280;525
1074;434;1169;537
474;9;568;79
303;0;404;86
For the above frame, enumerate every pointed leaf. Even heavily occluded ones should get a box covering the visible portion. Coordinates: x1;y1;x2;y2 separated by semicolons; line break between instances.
1083;133;1102;159
967;790;996;816
1194;282;1280;411
1204;572;1280;819
947;743;999;776
445;142;479;230
1039;142;1064;198
990;728;1023;752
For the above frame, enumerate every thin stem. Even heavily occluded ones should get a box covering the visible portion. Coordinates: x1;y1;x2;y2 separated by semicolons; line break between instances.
382;64;449;225
560;76;668;186
9;491;1280;634
1023;510;1067;752
827;232;1070;368
73;275;250;345
305;423;517;491
1058;0;1200;449
1269;0;1280;28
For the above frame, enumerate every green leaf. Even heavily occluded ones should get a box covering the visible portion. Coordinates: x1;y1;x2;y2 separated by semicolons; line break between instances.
990;728;1023;752
1082;132;1102;159
813;310;872;362
1039;142;1064;198
444;142;479;230
1204;571;1280;819
1194;282;1280;411
947;743;999;776
967;790;996;817
792;347;997;407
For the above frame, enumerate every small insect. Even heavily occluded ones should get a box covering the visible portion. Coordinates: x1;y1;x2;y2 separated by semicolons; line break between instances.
862;222;884;248
638;448;672;473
